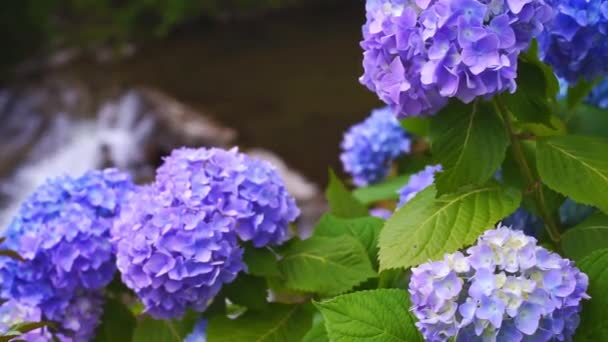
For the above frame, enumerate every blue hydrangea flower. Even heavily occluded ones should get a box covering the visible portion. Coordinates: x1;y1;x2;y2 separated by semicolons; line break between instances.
369;208;393;219
502;207;544;237
539;0;608;82
340;107;411;186
398;164;442;207
113;185;245;319
0;169;133;335
360;0;553;117
409;226;589;342
185;319;207;342
0;300;51;341
559;198;595;228
586;78;608;109
155;147;300;247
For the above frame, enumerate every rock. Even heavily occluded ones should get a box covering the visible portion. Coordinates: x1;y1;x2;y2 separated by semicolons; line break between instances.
0;79;238;228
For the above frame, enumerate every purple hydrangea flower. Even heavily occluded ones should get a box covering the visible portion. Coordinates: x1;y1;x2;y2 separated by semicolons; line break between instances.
586;78;608;109
502;207;544;237
369;208;394;219
360;0;553;116
559;198;595;228
185;319;207;342
409;226;590;341
539;0;608;82
113;185;245;319
340;107;411;186
155;147;300;247
0;294;103;342
0;169;133;336
0;300;52;341
398;164;442;207
60;291;104;342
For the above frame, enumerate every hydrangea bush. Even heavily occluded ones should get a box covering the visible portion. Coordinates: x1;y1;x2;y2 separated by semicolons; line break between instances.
3;0;608;341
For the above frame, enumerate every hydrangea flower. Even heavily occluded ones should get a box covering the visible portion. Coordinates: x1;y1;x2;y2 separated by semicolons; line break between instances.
398;164;442;207
0;169;133;335
60;291;104;341
113;185;245;319
502;207;544;237
0;300;51;341
559;198;595;228
369;208;394;219
155;147;300;247
185;319;207;342
586;78;608;109
539;0;608;82
0;294;103;342
340;107;411;186
409;226;589;341
360;0;553;116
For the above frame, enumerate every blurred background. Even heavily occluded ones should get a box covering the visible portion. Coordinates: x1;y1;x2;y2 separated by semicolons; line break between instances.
0;0;381;231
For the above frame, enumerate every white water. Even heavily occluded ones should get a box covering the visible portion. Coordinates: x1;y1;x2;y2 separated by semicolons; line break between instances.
0;93;154;228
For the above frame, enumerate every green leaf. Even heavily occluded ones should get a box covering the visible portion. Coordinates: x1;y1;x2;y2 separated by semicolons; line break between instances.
132;313;197;342
567;104;608;138
379;183;521;270
567;78;600;110
314;214;383;265
93;298;136;342
518;115;566;137
430;100;509;194
575;248;608;341
243;247;279;278
302;322;330;342
522;40;560;99
352;175;410;205
537;135;608;213
223;273;268;311
315;289;423;342
500;141;564;217
0;249;24;262
400;117;429;137
207;304;311;342
278;235;376;295
325;169;368;218
561;213;608;262
504;57;554;126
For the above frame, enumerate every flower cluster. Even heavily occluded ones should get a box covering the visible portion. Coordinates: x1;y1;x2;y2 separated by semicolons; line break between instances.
155;147;300;247
559;198;595;228
0;169;133;337
586;78;608;109
185;319;208;342
113;147;299;319
360;0;553;117
502;207;544;237
398;164;442;207
113;186;244;319
409;226;589;341
539;0;608;82
0;300;51;341
340;107;411;186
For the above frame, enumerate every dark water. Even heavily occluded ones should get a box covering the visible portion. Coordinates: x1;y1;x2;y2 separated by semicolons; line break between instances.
67;2;380;185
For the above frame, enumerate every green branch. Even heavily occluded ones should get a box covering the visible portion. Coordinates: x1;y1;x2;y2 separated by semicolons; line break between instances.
494;96;562;246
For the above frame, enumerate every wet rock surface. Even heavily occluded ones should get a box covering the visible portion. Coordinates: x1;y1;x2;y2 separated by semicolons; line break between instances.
0;77;326;231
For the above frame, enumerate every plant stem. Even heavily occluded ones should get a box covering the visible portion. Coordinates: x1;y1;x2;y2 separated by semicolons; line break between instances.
493;96;562;245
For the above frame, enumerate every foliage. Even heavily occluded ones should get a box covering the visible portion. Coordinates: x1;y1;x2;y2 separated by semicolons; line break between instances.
3;1;608;341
